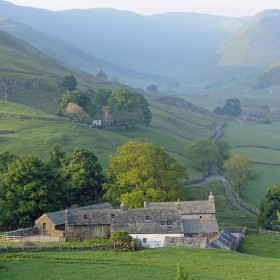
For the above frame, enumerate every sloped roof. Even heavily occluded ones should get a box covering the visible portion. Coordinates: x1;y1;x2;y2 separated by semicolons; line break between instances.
208;229;237;250
37;202;112;225
73;208;183;234
182;218;219;234
148;200;216;214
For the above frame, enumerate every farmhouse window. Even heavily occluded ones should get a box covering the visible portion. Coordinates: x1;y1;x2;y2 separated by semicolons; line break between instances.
143;238;147;243
200;216;202;219
43;223;47;230
161;221;165;225
145;215;150;220
83;215;87;219
111;214;115;219
168;226;172;232
167;220;172;225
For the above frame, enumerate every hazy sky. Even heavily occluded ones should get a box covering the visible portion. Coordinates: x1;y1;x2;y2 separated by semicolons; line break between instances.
4;0;280;17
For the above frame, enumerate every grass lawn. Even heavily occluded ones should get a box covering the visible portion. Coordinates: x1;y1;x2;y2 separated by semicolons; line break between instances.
241;164;280;208
1;247;279;280
238;233;280;259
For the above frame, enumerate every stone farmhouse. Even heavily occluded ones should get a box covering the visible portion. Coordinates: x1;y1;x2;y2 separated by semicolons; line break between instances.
34;193;225;249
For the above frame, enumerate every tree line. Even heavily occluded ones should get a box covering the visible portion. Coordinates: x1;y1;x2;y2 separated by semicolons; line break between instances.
59;75;152;128
0;141;187;229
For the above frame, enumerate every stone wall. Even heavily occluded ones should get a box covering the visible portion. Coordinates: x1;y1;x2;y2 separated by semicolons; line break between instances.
164;236;207;248
6;227;38;237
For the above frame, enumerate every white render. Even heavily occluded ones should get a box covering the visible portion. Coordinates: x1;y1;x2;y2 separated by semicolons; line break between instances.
131;233;183;248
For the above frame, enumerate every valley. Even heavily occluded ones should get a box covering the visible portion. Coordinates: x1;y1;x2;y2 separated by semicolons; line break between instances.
0;1;280;279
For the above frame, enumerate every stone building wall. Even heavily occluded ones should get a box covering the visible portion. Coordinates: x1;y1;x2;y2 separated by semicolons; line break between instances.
35;215;64;238
66;225;91;242
164;236;208;248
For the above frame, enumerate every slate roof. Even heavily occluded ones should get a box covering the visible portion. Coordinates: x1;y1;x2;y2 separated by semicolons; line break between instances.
182;218;219;234
148;200;216;214
211;229;237;250
73;208;183;234
38;202;112;225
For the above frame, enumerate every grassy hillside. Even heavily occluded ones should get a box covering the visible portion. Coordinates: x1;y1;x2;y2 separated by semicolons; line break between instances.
0;29;122;113
182;9;280;87
1;246;279;280
0;100;217;179
216;10;280;68
221;120;280;207
0;18;170;88
0;1;248;79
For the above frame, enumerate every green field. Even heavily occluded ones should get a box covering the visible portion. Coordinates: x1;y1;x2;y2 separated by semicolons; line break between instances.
1;244;279;280
0;101;216;178
222;120;280;207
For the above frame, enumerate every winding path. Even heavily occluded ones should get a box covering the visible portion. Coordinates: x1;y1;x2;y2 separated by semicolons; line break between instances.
187;121;256;216
187;167;253;215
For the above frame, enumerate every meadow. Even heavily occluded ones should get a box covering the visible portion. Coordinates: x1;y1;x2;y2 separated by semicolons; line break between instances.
221;120;280;207
1;243;279;280
0;101;216;178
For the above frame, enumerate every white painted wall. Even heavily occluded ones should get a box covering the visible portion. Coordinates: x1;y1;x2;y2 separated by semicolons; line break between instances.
131;233;182;248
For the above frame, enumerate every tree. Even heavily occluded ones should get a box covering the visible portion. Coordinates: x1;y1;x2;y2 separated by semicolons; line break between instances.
64;102;92;124
61;148;104;206
224;98;242;117
188;140;218;172
0;151;17;173
213;106;225;116
187;140;230;172
62;75;78;91
59;90;94;117
110;230;132;249
91;89;112;115
223;154;255;194
0;156;66;228
103;141;187;206
258;183;280;229
213;99;242;117
146;84;159;94
96;70;108;80
102;105;113;127
48;144;65;168
109;88;152;127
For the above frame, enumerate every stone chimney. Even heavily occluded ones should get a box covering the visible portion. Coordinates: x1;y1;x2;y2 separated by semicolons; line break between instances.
144;201;148;208
120;201;126;211
176;199;181;210
209;192;214;202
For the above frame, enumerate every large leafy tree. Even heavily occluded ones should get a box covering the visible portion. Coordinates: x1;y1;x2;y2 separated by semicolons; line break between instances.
0;156;66;228
62;75;78;91
59;90;94;117
61;148;104;206
109;88;152;127
213;98;242;117
0;151;17;173
223;154;255;194
103;141;187;207
258;183;280;229
187;140;230;172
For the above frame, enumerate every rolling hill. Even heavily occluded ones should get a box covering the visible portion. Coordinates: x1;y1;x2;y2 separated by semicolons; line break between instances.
0;0;248;81
0;29;123;113
183;9;280;86
0;18;170;88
